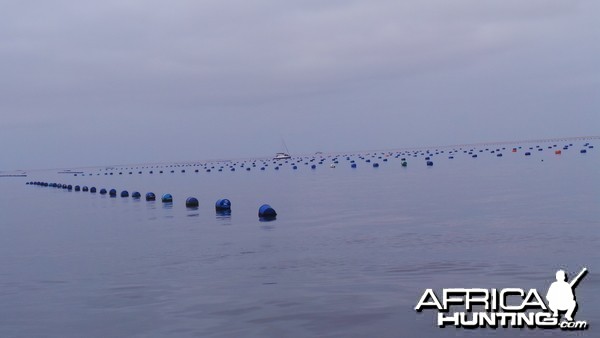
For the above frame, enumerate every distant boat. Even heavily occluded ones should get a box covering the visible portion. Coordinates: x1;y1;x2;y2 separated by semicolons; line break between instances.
274;137;292;160
274;152;291;160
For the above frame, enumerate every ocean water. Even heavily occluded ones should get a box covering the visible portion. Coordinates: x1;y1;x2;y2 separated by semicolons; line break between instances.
0;140;598;338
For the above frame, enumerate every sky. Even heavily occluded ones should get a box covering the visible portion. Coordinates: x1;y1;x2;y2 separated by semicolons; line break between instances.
1;0;598;170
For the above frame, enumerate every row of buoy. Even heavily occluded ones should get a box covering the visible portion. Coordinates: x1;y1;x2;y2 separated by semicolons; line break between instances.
26;182;277;220
52;141;595;178
84;140;593;173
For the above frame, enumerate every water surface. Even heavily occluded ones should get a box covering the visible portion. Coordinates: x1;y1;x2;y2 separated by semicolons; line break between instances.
1;141;598;337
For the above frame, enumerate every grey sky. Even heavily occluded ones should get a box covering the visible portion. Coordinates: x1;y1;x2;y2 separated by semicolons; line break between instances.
1;0;598;170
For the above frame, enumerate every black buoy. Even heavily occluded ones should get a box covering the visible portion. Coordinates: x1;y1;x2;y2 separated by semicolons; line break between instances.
185;197;199;208
426;161;433;166
82;186;88;192
109;189;117;197
90;187;97;193
215;198;231;211
258;204;277;219
162;193;173;203
525;152;531;156
67;185;73;190
401;161;407;167
373;163;379;168
121;190;129;197
100;188;107;195
74;185;81;191
580;149;587;153
145;192;156;201
132;191;141;199
351;163;357;168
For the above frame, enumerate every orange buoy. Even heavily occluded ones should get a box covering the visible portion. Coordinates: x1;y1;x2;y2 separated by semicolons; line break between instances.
512;148;517;152
555;150;561;155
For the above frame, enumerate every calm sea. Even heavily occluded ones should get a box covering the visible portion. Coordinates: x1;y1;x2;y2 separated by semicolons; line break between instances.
1;140;598;337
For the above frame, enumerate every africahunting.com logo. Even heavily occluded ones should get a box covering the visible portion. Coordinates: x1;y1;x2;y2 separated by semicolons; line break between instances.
415;268;588;330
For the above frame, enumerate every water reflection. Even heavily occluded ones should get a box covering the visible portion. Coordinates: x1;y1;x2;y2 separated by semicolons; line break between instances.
216;210;232;225
187;206;199;217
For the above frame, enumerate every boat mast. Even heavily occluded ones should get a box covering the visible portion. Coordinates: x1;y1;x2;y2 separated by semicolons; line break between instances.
281;137;290;154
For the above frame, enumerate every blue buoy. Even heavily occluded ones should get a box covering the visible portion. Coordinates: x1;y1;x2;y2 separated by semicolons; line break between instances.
258;204;277;218
426;161;433;166
132;191;141;199
109;189;117;197
186;197;199;208
215;198;231;211
311;164;316;169
293;165;297;170
162;193;173;203
145;192;156;201
351;163;357;168
100;188;107;195
121;190;129;197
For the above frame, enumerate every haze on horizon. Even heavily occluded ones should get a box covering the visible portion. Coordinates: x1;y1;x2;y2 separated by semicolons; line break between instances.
1;0;598;170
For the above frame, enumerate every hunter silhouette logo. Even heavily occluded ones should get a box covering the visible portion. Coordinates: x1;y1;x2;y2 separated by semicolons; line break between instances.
546;268;587;322
415;267;588;330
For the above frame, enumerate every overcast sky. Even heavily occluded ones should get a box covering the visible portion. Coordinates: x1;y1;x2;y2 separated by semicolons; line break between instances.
1;0;598;170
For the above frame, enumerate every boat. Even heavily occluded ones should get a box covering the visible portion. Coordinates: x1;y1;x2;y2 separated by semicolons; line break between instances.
274;152;291;160
273;138;292;160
